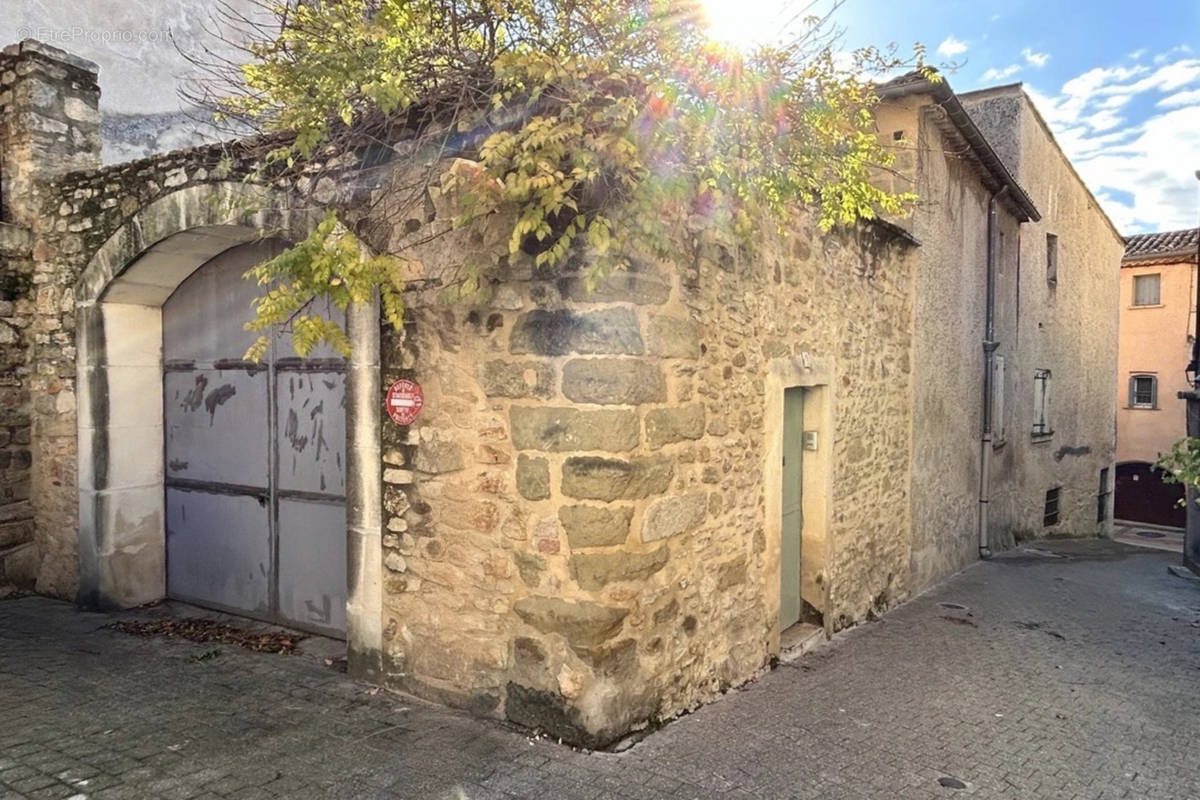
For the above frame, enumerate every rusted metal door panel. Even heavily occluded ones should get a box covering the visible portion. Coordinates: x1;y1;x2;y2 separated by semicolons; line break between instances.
165;488;271;616
276;370;346;496
164;368;269;487
277;498;347;635
162;239;347;638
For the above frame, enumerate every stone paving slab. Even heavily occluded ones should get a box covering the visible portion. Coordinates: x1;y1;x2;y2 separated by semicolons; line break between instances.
2;539;1199;799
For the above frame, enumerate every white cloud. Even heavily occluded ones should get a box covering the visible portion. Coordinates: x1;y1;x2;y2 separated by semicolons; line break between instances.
1097;94;1134;110
1159;88;1200;108
1083;109;1125;132
1022;48;1050;68
982;64;1022;81
1024;51;1200;232
1155;44;1193;65
937;35;968;59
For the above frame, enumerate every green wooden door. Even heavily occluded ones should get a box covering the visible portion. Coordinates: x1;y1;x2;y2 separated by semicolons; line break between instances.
780;387;803;630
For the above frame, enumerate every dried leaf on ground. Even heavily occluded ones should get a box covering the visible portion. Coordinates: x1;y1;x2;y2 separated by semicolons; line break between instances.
107;618;306;654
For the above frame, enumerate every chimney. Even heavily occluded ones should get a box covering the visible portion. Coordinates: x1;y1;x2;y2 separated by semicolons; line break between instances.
0;39;101;225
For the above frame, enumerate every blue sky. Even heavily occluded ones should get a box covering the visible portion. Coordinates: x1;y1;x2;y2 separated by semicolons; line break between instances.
843;0;1200;234
704;0;1200;234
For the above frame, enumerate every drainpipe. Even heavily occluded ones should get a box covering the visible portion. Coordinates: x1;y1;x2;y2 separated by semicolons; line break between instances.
979;186;1009;558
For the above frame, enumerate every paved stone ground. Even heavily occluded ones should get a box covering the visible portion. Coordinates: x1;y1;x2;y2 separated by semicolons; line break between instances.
2;539;1199;800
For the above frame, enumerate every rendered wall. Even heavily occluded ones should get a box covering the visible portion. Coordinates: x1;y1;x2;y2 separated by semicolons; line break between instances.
875;95;1022;591
1115;259;1193;465
963;88;1123;540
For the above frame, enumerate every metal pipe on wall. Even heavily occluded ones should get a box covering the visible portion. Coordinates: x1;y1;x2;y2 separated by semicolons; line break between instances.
979;186;1009;558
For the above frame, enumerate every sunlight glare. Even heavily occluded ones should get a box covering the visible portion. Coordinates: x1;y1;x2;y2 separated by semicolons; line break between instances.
698;0;797;49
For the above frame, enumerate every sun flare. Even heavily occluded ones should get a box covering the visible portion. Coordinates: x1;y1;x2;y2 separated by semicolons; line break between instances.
697;0;797;49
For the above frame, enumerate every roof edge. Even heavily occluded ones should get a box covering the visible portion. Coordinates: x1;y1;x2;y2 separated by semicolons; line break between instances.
976;86;1125;245
878;76;1040;223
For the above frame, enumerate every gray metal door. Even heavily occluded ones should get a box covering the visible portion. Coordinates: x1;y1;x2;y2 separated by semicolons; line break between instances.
163;239;347;637
780;387;803;630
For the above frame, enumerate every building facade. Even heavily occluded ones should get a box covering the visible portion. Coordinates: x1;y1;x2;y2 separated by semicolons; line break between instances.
876;79;1123;587
1113;229;1199;527
0;40;1122;746
959;85;1124;544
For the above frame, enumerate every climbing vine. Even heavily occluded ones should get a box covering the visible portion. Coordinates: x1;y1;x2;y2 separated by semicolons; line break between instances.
188;0;930;357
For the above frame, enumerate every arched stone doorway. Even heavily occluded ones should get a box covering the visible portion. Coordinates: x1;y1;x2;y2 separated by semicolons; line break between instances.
74;184;383;661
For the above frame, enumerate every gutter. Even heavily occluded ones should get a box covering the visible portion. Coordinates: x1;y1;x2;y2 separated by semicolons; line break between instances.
978;186;1008;558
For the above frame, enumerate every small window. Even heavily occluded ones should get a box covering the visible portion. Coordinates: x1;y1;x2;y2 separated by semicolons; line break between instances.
1133;273;1161;306
1097;468;1110;523
1128;374;1158;409
1033;369;1052;437
1044;487;1061;527
1046;233;1058;284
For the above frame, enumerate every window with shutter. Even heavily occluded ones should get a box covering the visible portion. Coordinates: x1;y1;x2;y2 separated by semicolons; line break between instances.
1044;487;1061;527
992;355;1006;445
1046;233;1058;285
1033;369;1052;437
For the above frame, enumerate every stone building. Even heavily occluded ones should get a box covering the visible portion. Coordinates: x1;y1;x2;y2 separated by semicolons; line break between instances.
3;0;263;161
1112;229;1199;527
0;40;1122;746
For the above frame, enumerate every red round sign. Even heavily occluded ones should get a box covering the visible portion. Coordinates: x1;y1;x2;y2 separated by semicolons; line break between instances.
385;379;424;425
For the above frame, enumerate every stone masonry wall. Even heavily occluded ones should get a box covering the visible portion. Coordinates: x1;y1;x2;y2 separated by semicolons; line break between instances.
0;221;36;584
8;37;921;748
0;40;102;591
376;203;918;745
23;144;287;597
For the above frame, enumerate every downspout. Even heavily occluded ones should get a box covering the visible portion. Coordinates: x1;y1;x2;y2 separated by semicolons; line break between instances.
979;185;1009;558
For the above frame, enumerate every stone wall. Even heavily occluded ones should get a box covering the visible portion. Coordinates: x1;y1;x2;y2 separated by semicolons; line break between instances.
0;40;103;590
0;221;36;584
0;41;276;596
3;37;1123;751
375;196;918;744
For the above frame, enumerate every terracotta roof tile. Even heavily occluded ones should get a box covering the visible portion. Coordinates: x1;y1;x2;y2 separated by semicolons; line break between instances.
1124;228;1199;260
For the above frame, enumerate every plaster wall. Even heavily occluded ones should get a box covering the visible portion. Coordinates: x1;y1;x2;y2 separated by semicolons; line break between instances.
874;96;1022;591
962;88;1122;540
1115;259;1194;465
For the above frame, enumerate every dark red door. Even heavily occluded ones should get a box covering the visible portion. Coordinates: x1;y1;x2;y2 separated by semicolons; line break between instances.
1114;462;1185;528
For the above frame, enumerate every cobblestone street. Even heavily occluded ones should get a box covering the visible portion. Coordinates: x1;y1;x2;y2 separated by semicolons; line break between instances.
2;539;1198;800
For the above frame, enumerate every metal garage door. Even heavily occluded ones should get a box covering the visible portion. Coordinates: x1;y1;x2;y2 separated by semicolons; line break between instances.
163;239;347;637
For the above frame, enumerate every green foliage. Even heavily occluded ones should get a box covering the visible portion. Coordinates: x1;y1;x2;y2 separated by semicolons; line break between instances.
220;0;923;357
243;213;406;358
1156;438;1200;503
